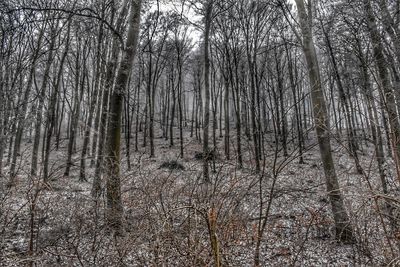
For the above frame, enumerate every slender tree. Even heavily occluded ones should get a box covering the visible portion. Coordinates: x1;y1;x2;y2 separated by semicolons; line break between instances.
294;0;355;243
104;0;142;232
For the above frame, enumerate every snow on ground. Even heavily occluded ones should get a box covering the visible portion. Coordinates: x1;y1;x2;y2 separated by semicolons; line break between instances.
0;130;399;266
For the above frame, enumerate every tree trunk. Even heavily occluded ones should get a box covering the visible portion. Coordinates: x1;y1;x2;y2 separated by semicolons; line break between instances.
9;26;45;183
43;23;70;181
322;24;362;173
224;76;230;160
31;26;56;178
286;44;304;164
80;23;104;181
105;0;142;233
359;48;388;193
169;71;176;147
92;0;129;196
147;44;155;157
364;0;400;184
64;38;84;177
203;0;213;182
295;0;355;243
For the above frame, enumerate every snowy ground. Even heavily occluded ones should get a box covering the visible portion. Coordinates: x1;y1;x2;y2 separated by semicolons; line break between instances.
1;130;399;266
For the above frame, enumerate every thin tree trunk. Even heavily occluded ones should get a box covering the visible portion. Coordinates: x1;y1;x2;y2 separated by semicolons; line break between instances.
9;26;45;183
178;68;184;158
64;43;85;178
286;44;304;164
224;77;230;160
31;26;56;177
295;0;355;243
43;23;71;181
203;1;213;182
359;50;388;193
80;23;104;180
147;44;154;157
364;0;400;184
169;72;176;147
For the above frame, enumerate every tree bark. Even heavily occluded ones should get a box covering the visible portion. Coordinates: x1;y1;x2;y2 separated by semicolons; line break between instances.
295;0;355;243
80;21;104;181
10;25;45;183
203;0;213;182
105;0;142;233
364;0;400;184
31;25;56;177
43;23;70;181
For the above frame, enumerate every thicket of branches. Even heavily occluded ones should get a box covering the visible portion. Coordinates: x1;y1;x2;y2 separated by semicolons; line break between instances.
1;0;400;266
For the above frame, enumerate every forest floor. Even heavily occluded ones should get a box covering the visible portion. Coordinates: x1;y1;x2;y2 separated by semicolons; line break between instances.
1;129;400;266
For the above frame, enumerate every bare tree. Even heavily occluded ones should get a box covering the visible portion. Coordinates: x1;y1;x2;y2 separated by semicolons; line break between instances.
294;0;355;243
104;0;142;233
